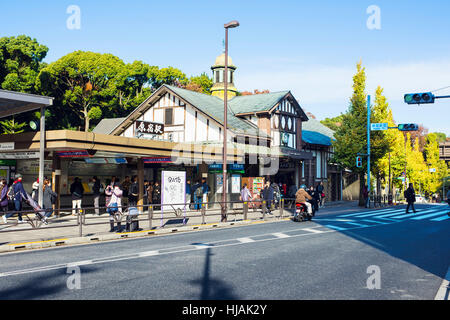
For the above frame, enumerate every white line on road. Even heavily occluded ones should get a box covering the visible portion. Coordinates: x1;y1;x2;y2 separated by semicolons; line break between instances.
237;237;255;243
272;233;290;238
138;250;159;257
302;228;324;234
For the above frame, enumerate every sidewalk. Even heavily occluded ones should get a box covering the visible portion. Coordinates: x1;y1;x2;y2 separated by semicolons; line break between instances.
0;200;356;253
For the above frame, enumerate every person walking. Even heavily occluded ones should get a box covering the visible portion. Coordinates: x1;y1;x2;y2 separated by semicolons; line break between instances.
5;174;28;223
261;181;275;214
70;177;84;216
240;183;252;202
147;181;154;206
271;182;281;210
31;178;39;202
92;176;102;215
186;180;191;210
405;183;417;213
1;179;8;223
41;178;57;225
201;178;210;210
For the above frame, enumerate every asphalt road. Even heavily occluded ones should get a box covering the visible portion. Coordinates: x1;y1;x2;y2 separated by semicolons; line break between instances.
0;203;448;300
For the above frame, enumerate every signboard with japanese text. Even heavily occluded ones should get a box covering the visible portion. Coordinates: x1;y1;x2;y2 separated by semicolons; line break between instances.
161;171;186;225
370;123;388;131
135;120;164;136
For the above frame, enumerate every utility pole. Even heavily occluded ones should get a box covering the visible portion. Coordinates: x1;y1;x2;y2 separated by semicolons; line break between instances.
367;95;371;208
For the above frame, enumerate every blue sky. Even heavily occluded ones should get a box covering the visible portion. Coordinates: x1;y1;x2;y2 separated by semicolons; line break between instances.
1;0;449;134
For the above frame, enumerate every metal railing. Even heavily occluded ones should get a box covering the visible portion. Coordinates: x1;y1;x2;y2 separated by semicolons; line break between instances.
0;198;297;238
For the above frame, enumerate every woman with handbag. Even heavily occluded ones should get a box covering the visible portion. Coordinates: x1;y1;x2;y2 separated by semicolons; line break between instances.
106;182;123;232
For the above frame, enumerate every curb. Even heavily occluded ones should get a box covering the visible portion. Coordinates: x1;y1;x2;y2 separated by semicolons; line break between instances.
0;217;290;253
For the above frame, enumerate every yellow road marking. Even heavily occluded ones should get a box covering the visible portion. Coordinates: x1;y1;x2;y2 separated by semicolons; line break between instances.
11;238;68;246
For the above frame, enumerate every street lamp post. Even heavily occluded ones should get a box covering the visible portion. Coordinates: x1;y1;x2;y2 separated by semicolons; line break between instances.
222;20;239;222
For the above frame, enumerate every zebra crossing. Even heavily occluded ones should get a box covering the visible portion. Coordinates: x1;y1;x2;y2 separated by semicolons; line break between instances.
313;205;450;231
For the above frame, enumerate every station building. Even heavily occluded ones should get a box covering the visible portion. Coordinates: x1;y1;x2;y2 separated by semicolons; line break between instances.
0;52;343;209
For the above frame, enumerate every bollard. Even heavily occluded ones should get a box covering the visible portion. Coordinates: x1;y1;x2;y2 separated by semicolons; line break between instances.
148;205;153;229
243;202;248;221
78;211;83;237
280;199;284;219
262;200;266;220
201;203;206;225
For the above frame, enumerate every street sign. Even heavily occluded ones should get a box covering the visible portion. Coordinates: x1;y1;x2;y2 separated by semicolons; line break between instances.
370;123;388;131
135;120;164;135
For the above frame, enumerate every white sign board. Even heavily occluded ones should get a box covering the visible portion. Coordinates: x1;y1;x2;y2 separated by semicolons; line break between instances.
370;123;388;131
0;142;14;151
231;174;241;194
161;170;186;210
0;151;39;159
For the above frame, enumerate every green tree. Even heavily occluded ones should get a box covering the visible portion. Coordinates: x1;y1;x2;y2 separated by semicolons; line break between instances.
185;73;213;94
0;35;48;93
148;66;188;90
332;61;369;206
37;51;128;131
320;114;345;132
0;116;27;134
431;132;447;143
423;133;448;195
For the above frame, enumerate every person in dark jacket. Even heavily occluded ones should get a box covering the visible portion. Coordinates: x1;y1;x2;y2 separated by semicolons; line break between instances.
1;179;8;223
262;181;275;214
128;175;139;207
152;181;161;207
5;174;27;223
405;183;417;213
316;182;325;208
308;186;320;214
70;177;84;216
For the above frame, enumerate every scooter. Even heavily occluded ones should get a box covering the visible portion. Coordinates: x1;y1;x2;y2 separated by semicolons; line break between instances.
293;200;316;222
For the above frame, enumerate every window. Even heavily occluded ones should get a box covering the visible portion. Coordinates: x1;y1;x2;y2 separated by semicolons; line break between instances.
215;71;220;83
230;71;233;83
165;108;173;125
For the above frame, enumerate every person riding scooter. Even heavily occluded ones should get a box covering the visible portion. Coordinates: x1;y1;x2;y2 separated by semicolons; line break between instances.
295;184;313;218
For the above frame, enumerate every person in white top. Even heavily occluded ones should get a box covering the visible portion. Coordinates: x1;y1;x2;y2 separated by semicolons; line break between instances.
106;182;123;232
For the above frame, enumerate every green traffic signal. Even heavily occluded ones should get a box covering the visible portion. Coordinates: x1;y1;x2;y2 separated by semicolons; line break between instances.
404;92;435;104
398;123;419;131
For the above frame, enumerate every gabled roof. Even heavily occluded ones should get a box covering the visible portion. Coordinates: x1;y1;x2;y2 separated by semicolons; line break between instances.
301;119;335;146
228;91;290;114
163;85;269;138
92;117;126;135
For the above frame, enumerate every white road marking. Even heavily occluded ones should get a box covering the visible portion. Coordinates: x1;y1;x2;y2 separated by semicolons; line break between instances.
237;237;255;243
272;233;290;238
138;250;159;257
67;260;93;267
303;228;324;234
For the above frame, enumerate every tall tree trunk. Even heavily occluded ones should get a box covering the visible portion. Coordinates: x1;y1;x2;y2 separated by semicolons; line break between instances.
83;105;89;132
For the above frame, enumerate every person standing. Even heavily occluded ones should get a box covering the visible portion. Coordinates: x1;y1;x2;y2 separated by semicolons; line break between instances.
41;178;57;225
261;181;275;214
147;181;154;206
70;177;84;216
143;180;149;212
152;181;161;208
240;183;252;202
271;182;281;210
192;180;202;211
186;180;191;210
121;176;131;207
92;176;102;215
308;186;320;214
316;182;325;208
31;178;39;202
128;175;139;207
106;182;123;232
405;183;417;213
201;178;210;210
1;179;8;223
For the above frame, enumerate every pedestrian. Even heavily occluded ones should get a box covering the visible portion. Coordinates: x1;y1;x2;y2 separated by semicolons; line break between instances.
128;175;139;207
295;184;313;216
41;178;57;225
5;174;27;223
191;180;202;211
31;178;39;202
261;181;274;214
316;182;325;208
92;176;102;215
70;177;84;216
152;181;161;208
121;176;131;207
271;182;281;209
405;183;417;213
106;182;123;232
147;181;154;205
308;186;320;214
240;183;252;202
143;180;149;212
201;178;210;210
1;179;8;223
186;180;191;210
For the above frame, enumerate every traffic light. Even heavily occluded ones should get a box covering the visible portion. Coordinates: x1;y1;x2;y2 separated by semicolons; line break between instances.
398;123;419;131
356;156;362;168
404;92;435;104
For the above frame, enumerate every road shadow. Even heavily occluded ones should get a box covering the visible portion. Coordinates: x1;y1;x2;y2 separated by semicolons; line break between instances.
312;204;450;278
188;247;239;300
0;265;99;300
